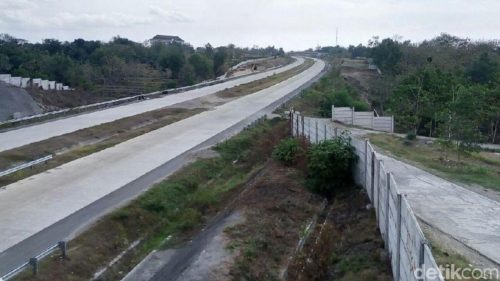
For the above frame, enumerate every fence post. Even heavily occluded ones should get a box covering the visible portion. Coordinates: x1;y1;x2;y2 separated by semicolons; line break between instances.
331;105;334;121
364;140;369;192
391;116;395;133
315;121;318;144
296;114;299;137
419;240;427;281
324;124;327;141
290;111;293;136
385;173;391;250
29;257;38;275
396;193;403;281
58;241;67;258
301;116;305;137
308;118;311;141
351;107;355;125
371;151;375;203
376;159;381;222
334;127;338;137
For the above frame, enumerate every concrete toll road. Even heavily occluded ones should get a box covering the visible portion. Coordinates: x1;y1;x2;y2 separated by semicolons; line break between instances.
0;58;326;275
0;58;303;153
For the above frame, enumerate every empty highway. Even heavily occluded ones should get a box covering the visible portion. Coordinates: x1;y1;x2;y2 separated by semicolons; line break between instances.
0;58;325;275
0;58;303;153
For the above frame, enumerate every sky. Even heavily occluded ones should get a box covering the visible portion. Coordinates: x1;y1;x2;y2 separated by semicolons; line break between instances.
0;0;499;50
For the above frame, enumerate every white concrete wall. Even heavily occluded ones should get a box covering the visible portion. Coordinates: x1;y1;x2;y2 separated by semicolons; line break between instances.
332;106;353;124
56;83;63;90
63;85;69;90
0;74;11;83
353;111;373;127
32;78;41;88
48;81;56;90
332;105;394;133
20;78;30;88
41;80;49;90
373;116;393;133
8;77;21;87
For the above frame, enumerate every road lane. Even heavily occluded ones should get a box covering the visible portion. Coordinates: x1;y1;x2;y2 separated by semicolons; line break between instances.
0;58;325;275
0;58;303;153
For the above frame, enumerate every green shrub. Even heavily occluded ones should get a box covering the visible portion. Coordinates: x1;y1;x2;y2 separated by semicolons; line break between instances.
406;132;417;140
306;134;357;197
272;138;303;165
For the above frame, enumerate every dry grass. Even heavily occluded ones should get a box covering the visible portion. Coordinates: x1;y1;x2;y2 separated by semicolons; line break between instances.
368;134;500;191
0;107;205;186
14;118;291;281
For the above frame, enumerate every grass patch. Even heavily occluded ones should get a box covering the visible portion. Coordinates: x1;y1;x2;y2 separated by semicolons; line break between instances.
431;244;496;281
369;134;500;191
15;117;291;281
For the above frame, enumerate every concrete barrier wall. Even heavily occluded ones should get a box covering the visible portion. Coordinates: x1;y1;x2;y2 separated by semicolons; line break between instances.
291;112;445;281
332;106;353;124
353;111;373;127
0;74;11;83
0;74;70;90
332;105;394;133
374;116;394;133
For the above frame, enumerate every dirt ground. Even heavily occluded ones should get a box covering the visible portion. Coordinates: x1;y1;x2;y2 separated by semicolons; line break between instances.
340;65;379;105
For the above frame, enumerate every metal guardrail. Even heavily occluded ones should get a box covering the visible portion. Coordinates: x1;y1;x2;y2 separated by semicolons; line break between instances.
0;155;53;178
0;59;290;129
0;242;66;281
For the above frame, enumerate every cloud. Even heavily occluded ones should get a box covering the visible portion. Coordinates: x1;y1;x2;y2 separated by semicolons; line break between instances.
149;5;191;23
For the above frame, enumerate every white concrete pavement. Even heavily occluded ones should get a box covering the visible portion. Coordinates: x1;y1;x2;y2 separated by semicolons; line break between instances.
0;58;325;255
0;58;304;153
333;123;500;267
376;154;500;266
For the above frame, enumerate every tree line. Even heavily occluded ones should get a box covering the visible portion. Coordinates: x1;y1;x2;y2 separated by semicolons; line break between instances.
323;34;500;147
0;34;285;94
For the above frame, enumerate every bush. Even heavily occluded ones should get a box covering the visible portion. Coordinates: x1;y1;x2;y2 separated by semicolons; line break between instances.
306;134;357;197
405;132;417;140
272;138;303;166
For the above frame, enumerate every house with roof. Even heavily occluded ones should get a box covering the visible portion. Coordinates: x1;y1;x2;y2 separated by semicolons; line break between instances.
148;35;184;46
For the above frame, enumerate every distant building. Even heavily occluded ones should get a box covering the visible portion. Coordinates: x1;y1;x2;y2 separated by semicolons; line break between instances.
149;35;184;46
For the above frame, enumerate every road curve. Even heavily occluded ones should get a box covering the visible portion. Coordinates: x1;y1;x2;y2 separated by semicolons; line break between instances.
0;58;303;153
0;58;325;276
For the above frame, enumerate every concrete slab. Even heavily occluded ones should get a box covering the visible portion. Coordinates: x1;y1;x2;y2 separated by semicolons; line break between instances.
0;58;304;153
0;59;324;256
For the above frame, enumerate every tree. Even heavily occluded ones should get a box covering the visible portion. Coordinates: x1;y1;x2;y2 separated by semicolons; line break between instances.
466;52;499;84
213;48;227;76
188;53;213;80
370;38;402;74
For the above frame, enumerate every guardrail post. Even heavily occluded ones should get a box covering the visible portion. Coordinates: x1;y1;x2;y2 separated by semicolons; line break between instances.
58;241;67;259
396;193;403;281
385;173;391;250
29;257;38;275
324;124;327;141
